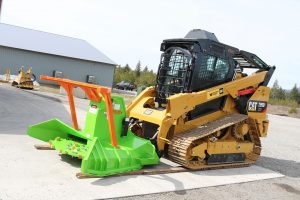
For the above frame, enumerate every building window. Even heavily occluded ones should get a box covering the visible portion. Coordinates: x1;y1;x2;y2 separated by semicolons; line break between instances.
87;75;95;83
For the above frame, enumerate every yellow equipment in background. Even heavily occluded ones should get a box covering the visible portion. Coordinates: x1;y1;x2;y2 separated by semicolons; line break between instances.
12;67;35;89
5;68;10;82
0;68;10;83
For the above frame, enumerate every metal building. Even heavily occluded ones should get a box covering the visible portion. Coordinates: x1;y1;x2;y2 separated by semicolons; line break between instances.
0;23;116;86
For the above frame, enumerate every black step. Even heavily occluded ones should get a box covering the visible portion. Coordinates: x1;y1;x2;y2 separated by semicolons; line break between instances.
207;153;245;164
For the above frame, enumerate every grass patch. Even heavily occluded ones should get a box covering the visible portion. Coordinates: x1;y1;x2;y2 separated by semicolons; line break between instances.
289;107;297;114
270;98;298;114
269;98;298;108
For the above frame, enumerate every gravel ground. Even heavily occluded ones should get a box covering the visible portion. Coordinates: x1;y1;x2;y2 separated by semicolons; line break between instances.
268;104;300;119
118;113;300;200
1;83;300;200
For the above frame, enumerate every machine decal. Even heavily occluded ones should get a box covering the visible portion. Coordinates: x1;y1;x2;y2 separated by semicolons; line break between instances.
219;88;224;94
144;109;153;115
247;100;267;112
89;105;98;114
113;103;121;110
207;88;224;99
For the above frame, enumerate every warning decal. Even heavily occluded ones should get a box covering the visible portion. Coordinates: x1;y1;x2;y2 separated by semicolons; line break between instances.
207;88;224;99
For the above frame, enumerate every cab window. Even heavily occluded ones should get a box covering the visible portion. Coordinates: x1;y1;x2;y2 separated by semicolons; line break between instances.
198;55;229;82
213;58;229;81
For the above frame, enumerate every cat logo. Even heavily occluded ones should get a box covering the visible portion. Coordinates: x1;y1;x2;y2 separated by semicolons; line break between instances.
248;101;258;112
247;100;267;112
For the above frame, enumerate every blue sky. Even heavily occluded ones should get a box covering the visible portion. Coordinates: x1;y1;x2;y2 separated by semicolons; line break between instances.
1;0;299;89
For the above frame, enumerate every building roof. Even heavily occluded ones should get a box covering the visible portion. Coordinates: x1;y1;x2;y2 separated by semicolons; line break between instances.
0;23;116;65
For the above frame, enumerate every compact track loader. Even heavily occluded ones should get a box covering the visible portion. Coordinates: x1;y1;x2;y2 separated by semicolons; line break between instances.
28;29;275;176
12;67;35;89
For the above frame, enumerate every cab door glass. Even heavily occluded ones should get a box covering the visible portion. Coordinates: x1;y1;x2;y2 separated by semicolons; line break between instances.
207;56;216;71
166;48;191;77
213;58;229;81
198;55;229;85
198;55;216;80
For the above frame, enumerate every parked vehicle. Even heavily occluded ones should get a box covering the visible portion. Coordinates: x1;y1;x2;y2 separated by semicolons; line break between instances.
116;81;136;91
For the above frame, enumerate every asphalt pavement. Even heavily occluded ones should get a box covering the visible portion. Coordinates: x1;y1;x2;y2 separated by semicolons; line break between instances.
0;83;299;200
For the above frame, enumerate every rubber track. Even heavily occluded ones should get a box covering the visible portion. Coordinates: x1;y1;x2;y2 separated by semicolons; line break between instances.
168;113;261;170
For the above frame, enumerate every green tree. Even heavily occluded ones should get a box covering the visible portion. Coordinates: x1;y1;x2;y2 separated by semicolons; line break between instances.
143;66;149;73
113;64;134;86
124;64;131;73
113;63;157;88
277;87;286;100
113;65;122;86
271;79;286;99
138;66;156;86
135;61;141;77
289;84;300;103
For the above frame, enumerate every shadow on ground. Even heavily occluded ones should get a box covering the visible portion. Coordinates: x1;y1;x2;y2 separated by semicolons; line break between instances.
91;173;187;195
88;156;296;195
60;154;82;168
256;156;300;178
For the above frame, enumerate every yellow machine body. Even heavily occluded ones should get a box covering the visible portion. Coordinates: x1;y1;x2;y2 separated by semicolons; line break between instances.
128;71;269;148
5;68;10;82
127;71;272;169
12;67;34;89
125;30;275;169
0;68;10;83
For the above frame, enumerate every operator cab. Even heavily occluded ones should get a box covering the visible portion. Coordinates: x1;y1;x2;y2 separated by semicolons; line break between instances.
155;29;239;105
155;29;271;107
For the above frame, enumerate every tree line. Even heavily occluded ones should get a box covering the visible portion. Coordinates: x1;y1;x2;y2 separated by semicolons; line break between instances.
113;61;157;87
113;63;300;111
271;80;300;103
270;79;299;113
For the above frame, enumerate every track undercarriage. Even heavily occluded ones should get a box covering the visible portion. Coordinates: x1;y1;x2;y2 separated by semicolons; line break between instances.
167;113;261;170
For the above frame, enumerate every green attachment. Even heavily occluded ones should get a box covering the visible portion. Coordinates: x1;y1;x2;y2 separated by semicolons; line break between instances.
50;137;88;158
28;95;159;176
81;132;159;176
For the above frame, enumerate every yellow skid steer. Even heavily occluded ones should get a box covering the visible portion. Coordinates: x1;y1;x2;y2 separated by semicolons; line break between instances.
12;67;36;89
